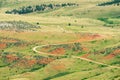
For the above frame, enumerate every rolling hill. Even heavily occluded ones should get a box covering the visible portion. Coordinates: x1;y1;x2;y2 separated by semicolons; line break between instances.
0;0;120;80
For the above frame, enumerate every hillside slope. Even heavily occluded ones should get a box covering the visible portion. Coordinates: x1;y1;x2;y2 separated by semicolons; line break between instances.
0;0;120;80
1;0;120;18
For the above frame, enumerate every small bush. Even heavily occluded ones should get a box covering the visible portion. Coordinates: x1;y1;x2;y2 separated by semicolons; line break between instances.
68;23;71;26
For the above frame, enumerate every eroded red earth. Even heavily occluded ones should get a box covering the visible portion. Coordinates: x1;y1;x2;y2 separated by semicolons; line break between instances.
0;43;7;49
37;58;54;65
81;54;90;58
6;54;19;63
3;53;54;68
49;48;65;55
75;34;102;42
104;49;120;59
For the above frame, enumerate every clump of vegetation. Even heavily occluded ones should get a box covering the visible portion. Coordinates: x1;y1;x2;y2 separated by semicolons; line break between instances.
5;3;79;14
98;0;120;6
98;18;113;24
97;17;120;27
43;72;74;80
99;45;120;55
72;43;81;51
68;23;71;26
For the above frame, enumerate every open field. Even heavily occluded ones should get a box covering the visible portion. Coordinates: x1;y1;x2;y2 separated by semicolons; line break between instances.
0;0;120;80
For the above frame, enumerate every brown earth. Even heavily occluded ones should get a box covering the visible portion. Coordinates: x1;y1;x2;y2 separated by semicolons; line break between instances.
75;34;102;42
81;54;90;58
27;59;37;66
0;43;7;49
16;59;28;68
49;48;65;55
82;47;89;51
37;58;54;65
15;59;37;68
6;54;19;63
104;49;120;59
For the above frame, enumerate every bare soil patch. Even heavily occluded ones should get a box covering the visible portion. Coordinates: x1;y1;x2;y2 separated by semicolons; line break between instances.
75;34;102;42
0;43;7;49
81;54;90;58
37;58;54;65
104;49;120;59
49;48;65;55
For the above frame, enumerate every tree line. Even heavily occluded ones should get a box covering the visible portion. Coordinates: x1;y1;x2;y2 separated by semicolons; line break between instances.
5;3;79;14
98;0;120;6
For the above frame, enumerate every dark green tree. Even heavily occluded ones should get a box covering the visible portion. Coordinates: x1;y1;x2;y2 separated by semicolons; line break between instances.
48;4;54;9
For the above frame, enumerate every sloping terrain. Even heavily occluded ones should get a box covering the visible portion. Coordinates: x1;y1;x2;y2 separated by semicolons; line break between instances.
0;0;120;80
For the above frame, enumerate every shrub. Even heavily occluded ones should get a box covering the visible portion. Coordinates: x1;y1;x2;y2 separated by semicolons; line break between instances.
68;23;71;26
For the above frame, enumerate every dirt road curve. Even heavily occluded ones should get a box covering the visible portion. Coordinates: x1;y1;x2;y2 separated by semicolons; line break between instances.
33;44;120;69
72;56;120;69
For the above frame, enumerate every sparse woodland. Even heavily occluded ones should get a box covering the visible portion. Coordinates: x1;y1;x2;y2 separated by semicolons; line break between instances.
5;3;79;14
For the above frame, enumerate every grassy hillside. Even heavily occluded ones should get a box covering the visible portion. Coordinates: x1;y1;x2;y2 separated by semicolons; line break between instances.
0;0;120;80
1;0;117;18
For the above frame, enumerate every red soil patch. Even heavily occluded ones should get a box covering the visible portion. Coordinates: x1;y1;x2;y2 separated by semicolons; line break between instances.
49;48;65;55
37;58;54;65
104;49;120;60
82;47;89;51
113;49;120;55
75;34;102;42
81;54;90;58
15;59;37;68
15;58;54;68
0;43;7;49
27;59;37;66
91;34;101;39
16;59;28;68
6;54;19;62
104;54;115;60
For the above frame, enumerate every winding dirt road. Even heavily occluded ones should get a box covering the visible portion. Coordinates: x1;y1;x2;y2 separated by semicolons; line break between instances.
32;44;120;69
